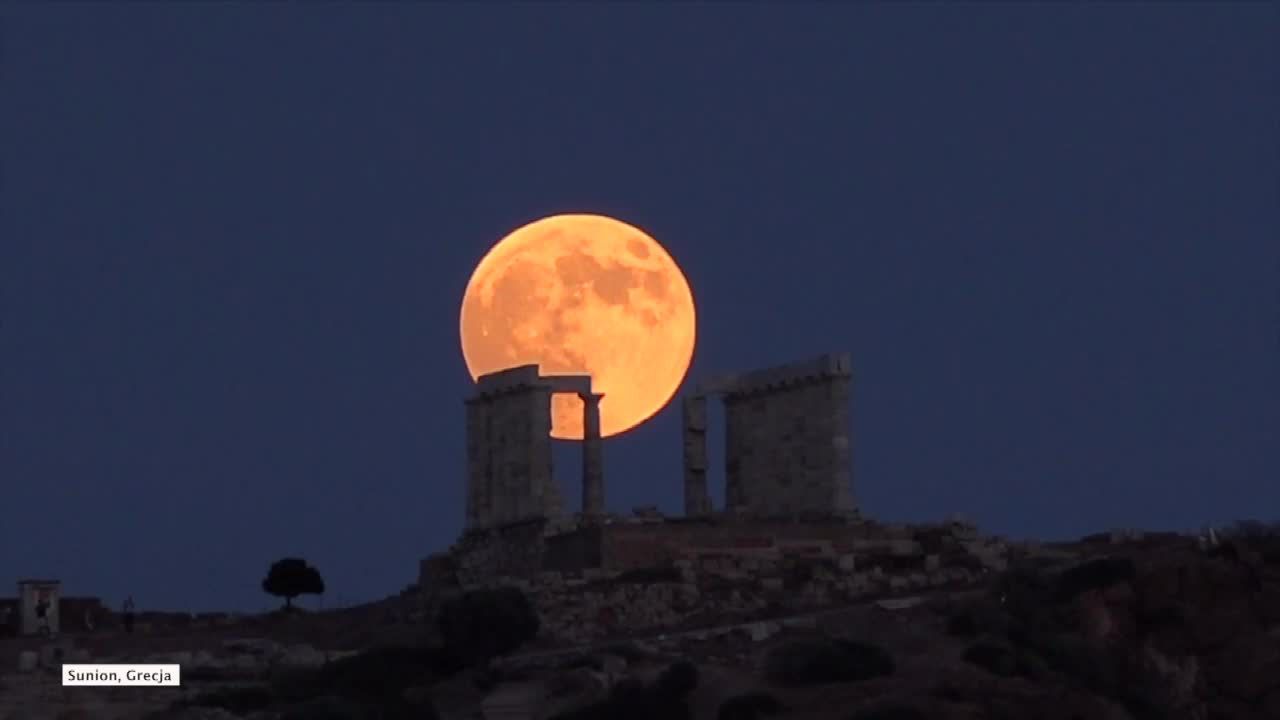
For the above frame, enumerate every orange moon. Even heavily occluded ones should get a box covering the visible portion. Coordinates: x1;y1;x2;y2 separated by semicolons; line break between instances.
460;214;696;439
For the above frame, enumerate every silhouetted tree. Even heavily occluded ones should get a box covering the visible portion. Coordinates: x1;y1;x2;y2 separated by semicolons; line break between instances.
262;557;325;610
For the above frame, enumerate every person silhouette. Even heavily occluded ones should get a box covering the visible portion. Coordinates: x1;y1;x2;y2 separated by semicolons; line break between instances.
122;596;136;634
35;595;50;636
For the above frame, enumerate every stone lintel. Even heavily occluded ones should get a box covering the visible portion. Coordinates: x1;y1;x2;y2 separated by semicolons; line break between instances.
544;374;594;397
474;365;594;398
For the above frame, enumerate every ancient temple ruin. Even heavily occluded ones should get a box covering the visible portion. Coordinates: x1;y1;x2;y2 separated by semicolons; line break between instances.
462;352;854;530
464;365;604;530
426;351;1011;645
683;352;854;518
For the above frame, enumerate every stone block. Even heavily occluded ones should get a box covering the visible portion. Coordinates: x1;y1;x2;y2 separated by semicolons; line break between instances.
889;539;923;556
747;621;780;642
39;643;67;668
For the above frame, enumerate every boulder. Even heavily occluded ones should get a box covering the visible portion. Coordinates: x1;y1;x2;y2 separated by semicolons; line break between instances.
763;639;895;687
599;653;628;683
223;637;280;656
17;650;38;672
38;644;66;669
163;710;242;720
275;644;326;669
145;651;192;665
429;669;486;720
746;622;779;642
231;654;264;671
542;669;609;719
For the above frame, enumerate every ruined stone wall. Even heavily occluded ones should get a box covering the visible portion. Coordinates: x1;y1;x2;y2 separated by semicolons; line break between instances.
452;518;550;586
521;521;1007;644
59;597;105;631
434;515;1010;643
544;526;604;573
724;371;853;516
599;519;857;571
444;513;1002;590
419;553;459;591
465;386;560;530
597;518;903;570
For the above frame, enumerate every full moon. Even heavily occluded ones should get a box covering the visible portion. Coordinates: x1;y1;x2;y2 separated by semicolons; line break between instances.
460;214;696;439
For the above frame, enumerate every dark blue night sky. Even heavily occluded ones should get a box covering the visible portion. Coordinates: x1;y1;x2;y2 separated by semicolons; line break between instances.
2;3;1276;612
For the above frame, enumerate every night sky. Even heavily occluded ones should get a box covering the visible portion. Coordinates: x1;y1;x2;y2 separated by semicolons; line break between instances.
2;4;1276;613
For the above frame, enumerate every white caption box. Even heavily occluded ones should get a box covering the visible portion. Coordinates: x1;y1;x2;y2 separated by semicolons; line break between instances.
63;664;181;686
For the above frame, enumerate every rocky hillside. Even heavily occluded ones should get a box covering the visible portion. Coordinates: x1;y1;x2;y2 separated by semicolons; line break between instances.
6;526;1278;720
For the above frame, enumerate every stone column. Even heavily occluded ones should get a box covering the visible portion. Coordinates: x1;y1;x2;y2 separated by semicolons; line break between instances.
682;395;712;516
830;374;855;512
527;385;560;520
579;392;605;516
463;398;489;530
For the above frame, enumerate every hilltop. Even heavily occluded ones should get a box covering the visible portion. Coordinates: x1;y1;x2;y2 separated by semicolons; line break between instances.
2;522;1276;720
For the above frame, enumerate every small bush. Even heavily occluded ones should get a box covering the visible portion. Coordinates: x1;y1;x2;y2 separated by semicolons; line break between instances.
600;642;650;662
1054;557;1136;601
784;562;816;589
946;611;978;637
847;705;929;720
930;683;973;702
655;661;699;698
718;691;785;720
1137;603;1188;633
609;677;649;703
615;566;682;584
1224;519;1280;538
963;642;1019;677
999;566;1052;604
437;586;539;663
180;686;274;714
996;566;1058;630
276;695;433;720
946;600;1009;638
1031;632;1119;690
764;639;895;687
560;655;604;671
549;677;692;720
276;696;362;720
311;645;456;700
1224;519;1280;564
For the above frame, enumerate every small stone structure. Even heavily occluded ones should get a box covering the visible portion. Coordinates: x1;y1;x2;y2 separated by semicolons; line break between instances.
17;579;60;636
465;365;604;530
683;352;854;517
